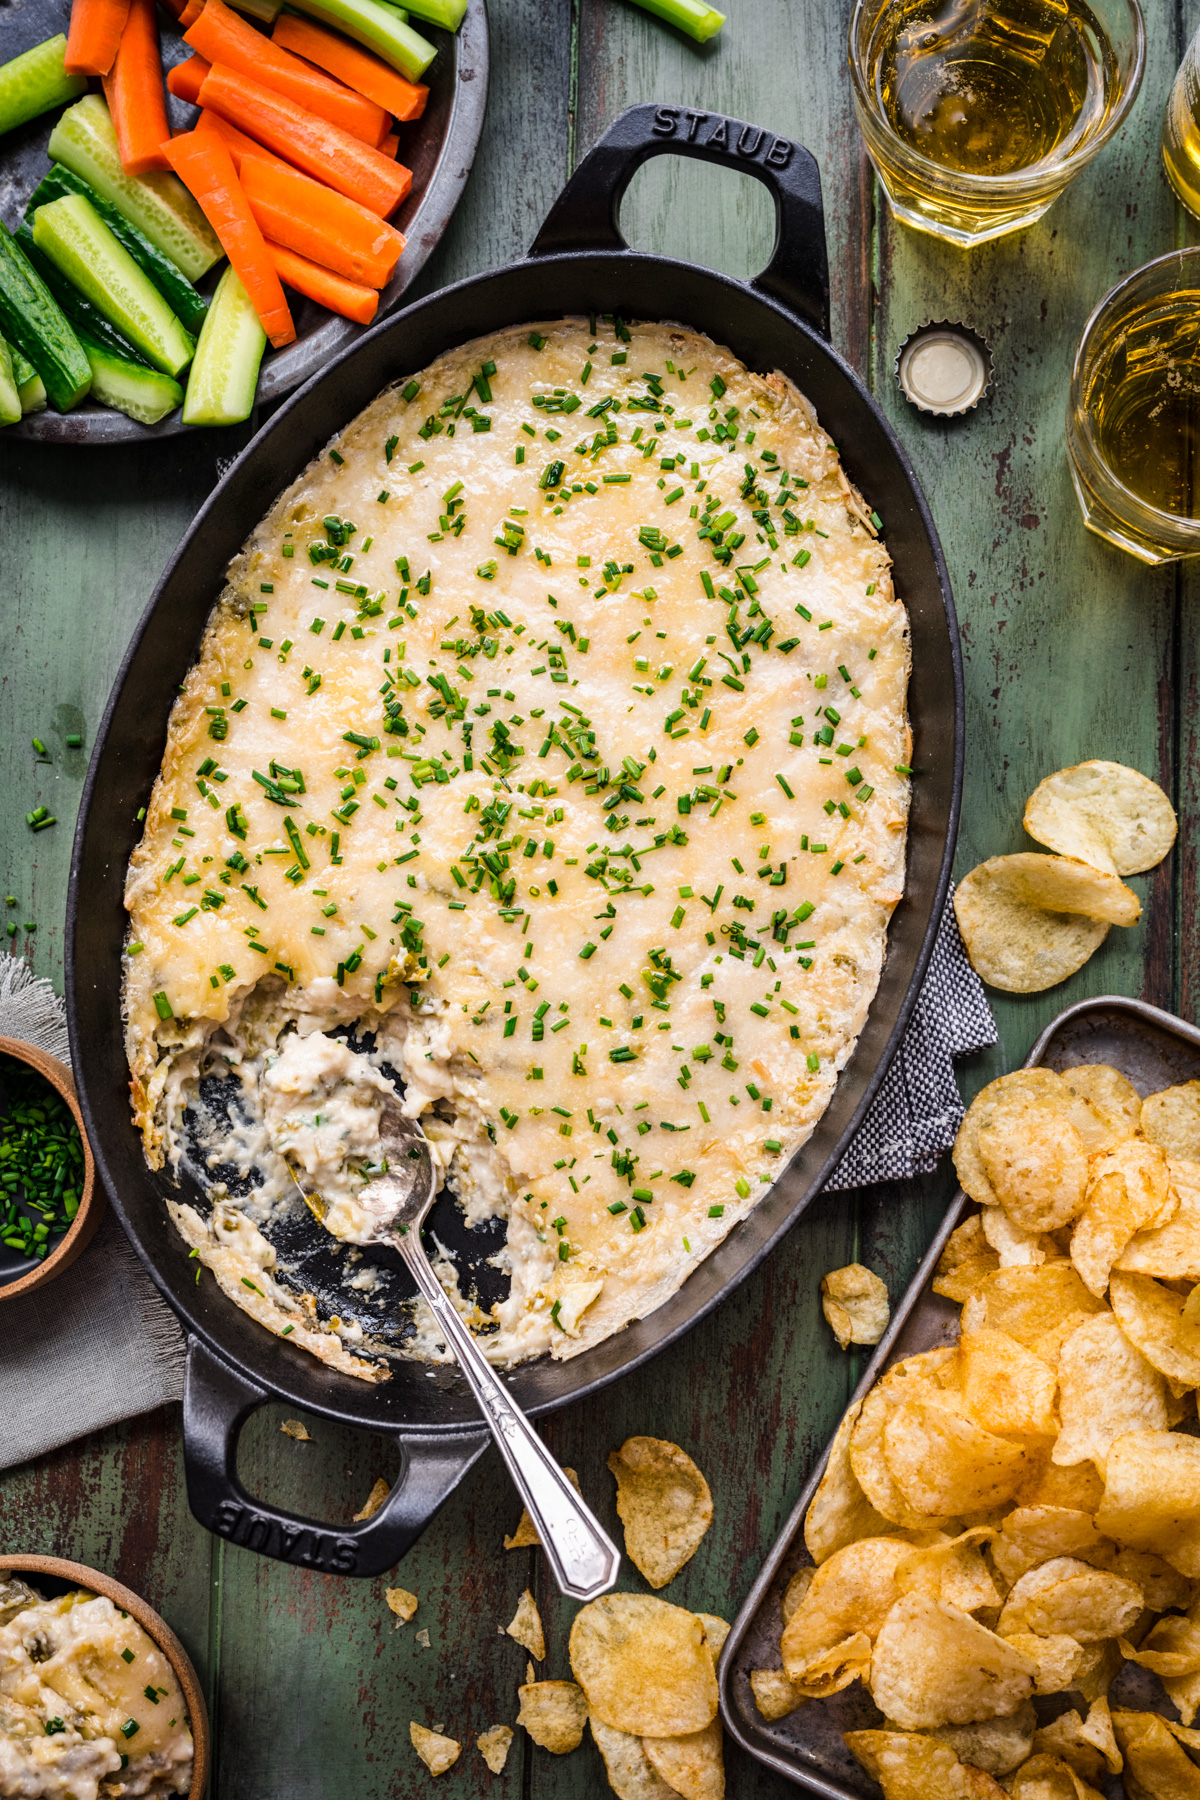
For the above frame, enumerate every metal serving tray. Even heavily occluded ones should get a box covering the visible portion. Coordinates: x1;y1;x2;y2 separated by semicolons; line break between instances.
719;993;1200;1798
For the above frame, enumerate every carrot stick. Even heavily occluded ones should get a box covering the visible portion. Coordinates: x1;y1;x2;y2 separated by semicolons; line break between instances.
166;51;209;103
380;131;398;157
162;127;295;346
198;61;410;217
198;110;404;285
266;240;378;324
103;0;171;174
186;0;388;146
64;0;132;75
178;0;203;24
271;14;427;121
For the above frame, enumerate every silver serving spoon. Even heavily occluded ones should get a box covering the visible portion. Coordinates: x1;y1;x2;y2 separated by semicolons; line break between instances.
299;1100;620;1601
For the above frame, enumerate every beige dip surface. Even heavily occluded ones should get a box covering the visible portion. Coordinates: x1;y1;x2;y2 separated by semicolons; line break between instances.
122;316;910;1378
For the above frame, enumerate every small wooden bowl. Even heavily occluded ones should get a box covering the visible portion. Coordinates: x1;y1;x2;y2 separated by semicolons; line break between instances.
0;1034;102;1302
0;1553;209;1800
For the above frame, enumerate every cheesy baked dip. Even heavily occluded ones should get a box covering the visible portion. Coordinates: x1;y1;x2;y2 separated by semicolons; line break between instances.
123;318;910;1379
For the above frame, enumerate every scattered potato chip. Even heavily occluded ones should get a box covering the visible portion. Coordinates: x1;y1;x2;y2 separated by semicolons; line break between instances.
869;1593;1035;1728
504;1467;581;1548
1001;1632;1084;1695
1117;1160;1200;1281
1053;1312;1168;1472
477;1726;513;1774
1073;1641;1123;1707
978;1096;1089;1233
781;1567;814;1622
415;1628;431;1649
607;1437;713;1590
934;1214;1002;1302
781;1537;911;1691
992;1506;1112;1585
821;1263;890;1349
1033;1696;1122;1780
1165;1652;1200;1732
850;1387;957;1530
894;1527;1002;1613
1110;1269;1200;1387
803;1401;893;1563
1112;1708;1200;1800
280;1419;311;1440
1024;760;1177;876
354;1476;390;1521
1142;1082;1200;1165
1071;1137;1174;1296
1113;1548;1191;1611
643;1720;724;1800
1007;1750;1106;1800
386;1587;418;1623
1061;1063;1143;1140
697;1614;730;1661
962;1262;1106;1349
517;1680;587;1754
958;1330;1058;1439
884;1392;1032;1515
980;1206;1050;1267
410;1722;461;1776
749;1668;804;1722
1016;1456;1106;1513
846;1727;1010;1799
1096;1429;1200;1576
569;1595;718;1737
954;1072;1070;1207
589;1714;678;1799
931;1703;1037;1777
506;1588;545;1660
953;859;1113;994
1001;1559;1142;1642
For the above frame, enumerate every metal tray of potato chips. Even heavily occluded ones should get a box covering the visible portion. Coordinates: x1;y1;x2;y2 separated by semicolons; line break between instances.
719;992;1200;1798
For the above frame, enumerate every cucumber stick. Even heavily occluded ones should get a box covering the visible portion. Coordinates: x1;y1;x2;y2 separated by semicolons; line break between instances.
28;165;208;335
284;0;435;81
48;96;222;283
0;221;90;411
16;224;148;365
0;334;21;426
0;34;87;138
183;267;265;427
78;332;182;425
31;195;194;378
10;345;47;414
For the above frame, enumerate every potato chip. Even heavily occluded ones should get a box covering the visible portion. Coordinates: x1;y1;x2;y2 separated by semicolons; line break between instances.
1002;1563;1142;1642
505;1588;545;1660
1114;1548;1191;1610
1071;1138;1174;1297
781;1537;911;1689
963;1263;1107;1350
354;1476;390;1521
1016;1456;1106;1513
804;1401;893;1563
643;1721;723;1800
386;1587;418;1622
894;1527;1002;1613
1054;1312;1167;1473
410;1722;461;1776
589;1715;678;1800
954;1072;1071;1207
1117;1161;1200;1281
1142;1082;1200;1165
935;1215;1002;1302
978;1096;1089;1233
1000;1631;1084;1694
821;1263;890;1348
1061;1064;1143;1140
932;1702;1037;1777
1008;1751;1107;1800
959;1330;1058;1439
846;1729;1010;1800
1120;1611;1200;1677
954;860;1113;994
505;1467;581;1548
884;1393;1033;1516
477;1726;513;1774
1112;1708;1200;1800
981;1205;1052;1267
607;1438;713;1590
570;1595;718;1737
1034;1696;1122;1779
517;1680;587;1754
1023;760;1176;876
781;1567;814;1622
850;1387;958;1530
749;1668;804;1722
1109;1270;1200;1389
869;1593;1035;1728
693;1615;729;1664
280;1418;311;1440
1096;1429;1200;1576
1165;1656;1200;1732
992;1507;1113;1586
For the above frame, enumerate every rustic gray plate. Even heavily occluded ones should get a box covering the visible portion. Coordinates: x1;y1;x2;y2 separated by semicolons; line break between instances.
719;993;1200;1799
0;0;488;441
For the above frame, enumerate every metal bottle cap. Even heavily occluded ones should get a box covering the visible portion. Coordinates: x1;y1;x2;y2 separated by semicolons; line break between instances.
895;321;993;418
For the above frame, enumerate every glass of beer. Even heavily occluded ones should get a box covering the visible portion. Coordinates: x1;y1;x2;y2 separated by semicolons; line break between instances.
849;0;1146;247
1068;249;1200;563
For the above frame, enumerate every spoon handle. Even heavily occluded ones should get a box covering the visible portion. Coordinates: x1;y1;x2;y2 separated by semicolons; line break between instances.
395;1233;620;1601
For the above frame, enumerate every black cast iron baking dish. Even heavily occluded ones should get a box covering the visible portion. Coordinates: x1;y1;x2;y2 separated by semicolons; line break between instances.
66;103;963;1577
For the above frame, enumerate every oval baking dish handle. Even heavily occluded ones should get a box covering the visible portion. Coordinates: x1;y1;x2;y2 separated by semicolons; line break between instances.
527;101;830;340
182;1338;488;1578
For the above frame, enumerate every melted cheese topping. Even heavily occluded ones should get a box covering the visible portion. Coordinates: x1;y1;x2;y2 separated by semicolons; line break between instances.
123;318;910;1374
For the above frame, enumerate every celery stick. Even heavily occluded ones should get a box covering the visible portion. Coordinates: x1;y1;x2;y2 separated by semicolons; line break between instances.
285;0;436;81
628;0;724;41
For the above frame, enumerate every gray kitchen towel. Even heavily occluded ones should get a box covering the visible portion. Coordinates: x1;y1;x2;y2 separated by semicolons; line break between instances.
0;893;994;1469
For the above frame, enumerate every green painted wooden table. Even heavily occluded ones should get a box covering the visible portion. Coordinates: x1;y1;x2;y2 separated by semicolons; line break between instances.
2;0;1198;1792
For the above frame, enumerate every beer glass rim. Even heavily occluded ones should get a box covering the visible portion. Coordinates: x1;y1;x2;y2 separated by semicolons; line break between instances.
847;0;1147;199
